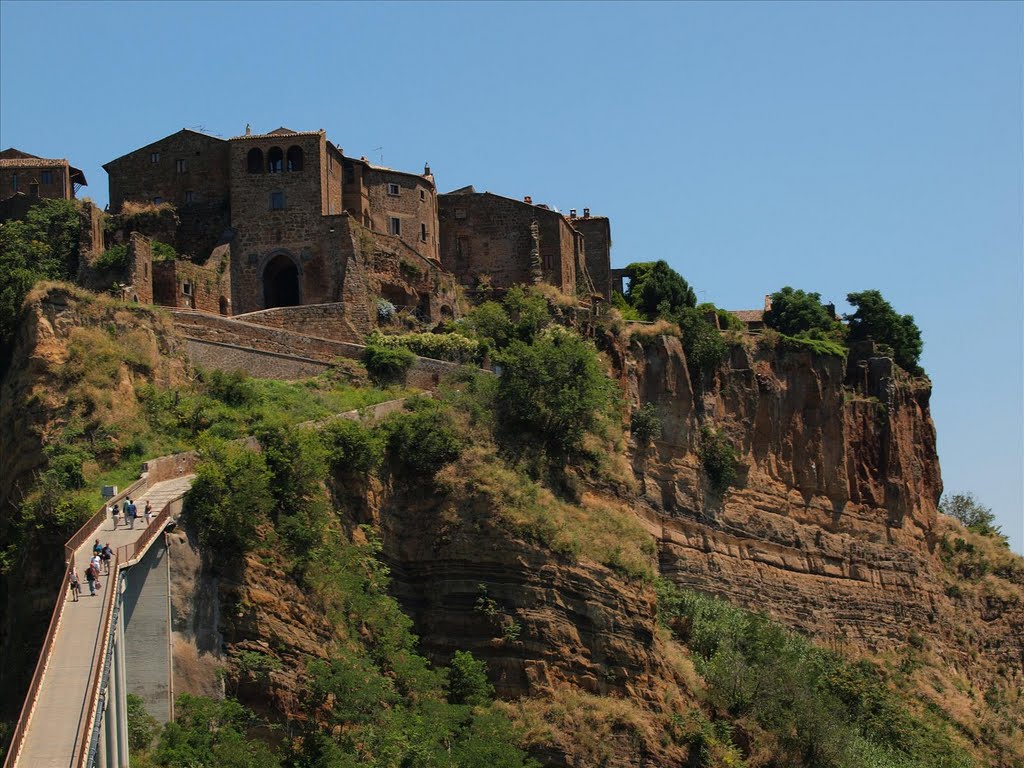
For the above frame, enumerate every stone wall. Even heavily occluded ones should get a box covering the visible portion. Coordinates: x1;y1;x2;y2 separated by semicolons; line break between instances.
0;159;73;200
438;191;581;295
572;216;612;301
364;165;439;263
127;234;154;304
185;338;330;380
151;246;229;313
235;302;364;344
78;201;106;261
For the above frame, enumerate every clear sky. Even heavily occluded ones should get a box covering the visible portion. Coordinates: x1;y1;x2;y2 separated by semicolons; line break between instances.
2;1;1021;551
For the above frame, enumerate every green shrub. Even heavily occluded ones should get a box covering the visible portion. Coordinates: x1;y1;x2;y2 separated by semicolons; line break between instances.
939;492;1006;543
201;368;262;408
151;240;178;262
631;403;663;444
845;290;923;374
622;260;697;320
699;426;740;494
764;286;840;337
462;300;514;348
678;307;728;380
366;329;481;364
364;343;415;386
611;291;643;321
502;284;551;343
154;694;281;768
777;331;848;359
494;326;613;461
94;244;129;271
385;405;462;479
446;650;494;706
322;418;383;476
127;693;159;754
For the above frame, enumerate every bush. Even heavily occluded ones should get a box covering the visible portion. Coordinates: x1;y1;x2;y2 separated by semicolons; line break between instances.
940;492;1005;542
364;343;415;386
94;244;129;271
631;403;663;444
202;368;262;408
764;287;840;337
385;404;462;479
494;327;613;461
447;650;494;706
463;300;514;348
699;426;740;494
622;260;697;320
151;240;178;262
845;290;923;374
154;694;280;768
322;418;383;476
367;330;481;364
502;284;551;343
678;306;728;380
127;693;159;753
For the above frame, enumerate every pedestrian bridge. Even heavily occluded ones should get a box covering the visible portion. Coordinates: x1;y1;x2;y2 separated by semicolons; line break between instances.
4;453;197;768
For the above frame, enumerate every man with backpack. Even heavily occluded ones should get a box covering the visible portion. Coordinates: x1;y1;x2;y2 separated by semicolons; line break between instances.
100;543;113;575
84;562;99;596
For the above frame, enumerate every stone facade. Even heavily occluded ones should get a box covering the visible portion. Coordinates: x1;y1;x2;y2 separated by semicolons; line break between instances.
570;214;612;301
152;242;230;313
437;188;597;297
0;148;86;201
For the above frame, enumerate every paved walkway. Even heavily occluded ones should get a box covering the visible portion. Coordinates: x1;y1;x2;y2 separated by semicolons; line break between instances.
17;476;195;768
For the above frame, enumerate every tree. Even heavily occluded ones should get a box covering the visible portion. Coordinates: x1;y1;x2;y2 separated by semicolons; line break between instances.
623;260;696;320
844;290;923;374
446;650;494;706
940;492;1005;542
763;287;839;337
494;326;613;460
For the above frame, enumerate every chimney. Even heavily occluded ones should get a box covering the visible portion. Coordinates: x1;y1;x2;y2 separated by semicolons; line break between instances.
569;208;577;219
764;294;772;312
524;195;533;204
245;123;252;136
424;162;432;176
583;207;590;218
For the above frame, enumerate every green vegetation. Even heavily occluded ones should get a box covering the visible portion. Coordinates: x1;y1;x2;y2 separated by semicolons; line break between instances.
94;244;129;270
678;306;729;378
383;398;462;479
126;693;159;754
630;402;663;444
367;329;482;364
845;290;923;374
698;426;740;494
656;581;976;768
151;240;178;262
764;286;841;337
0;198;80;366
939;492;1006;544
364;343;415;385
622;260;697;319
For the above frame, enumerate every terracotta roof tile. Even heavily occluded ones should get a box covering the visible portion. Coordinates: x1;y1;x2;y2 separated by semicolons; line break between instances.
0;158;68;169
731;310;765;322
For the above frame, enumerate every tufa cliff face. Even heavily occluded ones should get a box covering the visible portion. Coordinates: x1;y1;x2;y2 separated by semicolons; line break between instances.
612;332;1020;682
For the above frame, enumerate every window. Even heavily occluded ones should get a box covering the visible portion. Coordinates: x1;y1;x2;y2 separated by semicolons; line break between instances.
419;189;426;201
185;191;195;203
176;159;187;174
454;208;466;220
267;147;284;173
150;152;160;164
153;196;163;205
420;223;427;242
270;191;285;210
10;174;16;191
247;148;264;174
41;170;53;184
182;281;193;296
286;145;303;172
389;217;401;236
387;182;400;196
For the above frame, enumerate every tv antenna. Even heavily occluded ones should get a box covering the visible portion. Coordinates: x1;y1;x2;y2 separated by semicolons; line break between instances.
373;146;383;165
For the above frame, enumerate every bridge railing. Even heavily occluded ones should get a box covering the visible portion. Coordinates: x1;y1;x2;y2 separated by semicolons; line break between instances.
3;450;193;768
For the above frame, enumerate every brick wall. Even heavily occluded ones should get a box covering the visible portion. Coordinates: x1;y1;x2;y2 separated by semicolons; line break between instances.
185;338;330;380
364;166;439;263
151;250;228;313
127;234;154;304
0;159;72;200
571;216;611;301
78;201;106;261
235;302;364;344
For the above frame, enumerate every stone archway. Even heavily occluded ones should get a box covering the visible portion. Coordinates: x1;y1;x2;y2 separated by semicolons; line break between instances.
263;253;300;308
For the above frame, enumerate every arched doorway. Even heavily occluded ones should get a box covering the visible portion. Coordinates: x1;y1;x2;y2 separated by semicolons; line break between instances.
263;253;300;308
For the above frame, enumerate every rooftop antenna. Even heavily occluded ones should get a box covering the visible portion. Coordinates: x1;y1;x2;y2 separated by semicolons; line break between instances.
373;146;383;165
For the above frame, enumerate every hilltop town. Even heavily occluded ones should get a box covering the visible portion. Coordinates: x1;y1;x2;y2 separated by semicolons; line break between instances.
1;126;618;344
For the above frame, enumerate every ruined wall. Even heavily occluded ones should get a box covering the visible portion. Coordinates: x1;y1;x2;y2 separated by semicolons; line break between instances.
234;303;364;344
127;234;154;304
572;216;612;301
78;200;106;261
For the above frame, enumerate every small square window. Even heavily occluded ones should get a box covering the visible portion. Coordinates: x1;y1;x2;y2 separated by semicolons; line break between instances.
11;174;17;191
182;282;193;296
387;183;400;196
150;152;160;164
454;208;466;220
270;191;285;210
153;196;163;205
41;170;53;184
185;191;195;203
420;223;427;242
176;159;187;174
389;217;401;236
419;189;426;202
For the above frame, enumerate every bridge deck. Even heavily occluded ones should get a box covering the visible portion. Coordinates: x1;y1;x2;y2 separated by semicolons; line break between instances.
17;476;195;768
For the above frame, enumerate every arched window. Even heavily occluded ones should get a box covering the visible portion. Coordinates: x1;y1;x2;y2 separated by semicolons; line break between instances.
267;147;284;174
286;146;303;172
247;148;264;174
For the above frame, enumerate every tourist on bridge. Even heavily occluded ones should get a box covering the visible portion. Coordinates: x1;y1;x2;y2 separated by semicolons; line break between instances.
144;499;153;526
93;539;103;557
68;566;81;602
101;543;112;575
84;563;99;596
111;501;120;529
127;498;137;530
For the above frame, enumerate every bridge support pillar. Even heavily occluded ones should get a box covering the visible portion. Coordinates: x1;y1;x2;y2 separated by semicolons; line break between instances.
115;588;130;767
104;687;119;768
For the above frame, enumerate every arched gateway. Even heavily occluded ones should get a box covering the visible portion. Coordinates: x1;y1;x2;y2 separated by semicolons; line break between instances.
263;253;300;308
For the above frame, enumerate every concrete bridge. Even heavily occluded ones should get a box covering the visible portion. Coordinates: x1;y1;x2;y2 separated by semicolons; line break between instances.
4;455;197;768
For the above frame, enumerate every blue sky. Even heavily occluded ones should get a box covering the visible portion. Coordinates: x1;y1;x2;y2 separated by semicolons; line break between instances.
2;1;1021;551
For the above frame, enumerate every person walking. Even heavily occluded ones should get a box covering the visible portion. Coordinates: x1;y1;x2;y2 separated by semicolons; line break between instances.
144;499;153;526
101;543;113;575
111;501;120;529
128;498;137;530
68;566;81;602
84;563;97;596
93;539;103;558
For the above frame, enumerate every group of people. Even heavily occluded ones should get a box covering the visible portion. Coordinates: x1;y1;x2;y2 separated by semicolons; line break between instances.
67;496;154;601
110;497;153;530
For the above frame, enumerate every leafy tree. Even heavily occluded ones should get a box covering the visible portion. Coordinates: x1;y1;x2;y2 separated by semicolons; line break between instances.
322;418;383;476
940;492;1005;542
384;403;462;479
623;260;696;320
0;199;81;367
364;343;415;386
764;287;839;337
463;300;514;349
678;306;728;380
446;650;494;706
631;403;663;444
844;290;923;374
153;694;280;768
502;284;551;343
494;326;613;461
699;426;740;494
126;693;159;754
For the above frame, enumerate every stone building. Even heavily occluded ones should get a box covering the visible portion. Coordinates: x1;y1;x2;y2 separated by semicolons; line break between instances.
568;210;612;302
0;147;87;202
437;187;606;300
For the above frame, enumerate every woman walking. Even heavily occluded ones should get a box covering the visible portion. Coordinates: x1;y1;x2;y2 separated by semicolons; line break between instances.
68;566;81;602
144;499;153;526
111;502;120;529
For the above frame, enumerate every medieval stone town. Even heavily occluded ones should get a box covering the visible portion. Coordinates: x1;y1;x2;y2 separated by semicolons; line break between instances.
0;126;626;343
